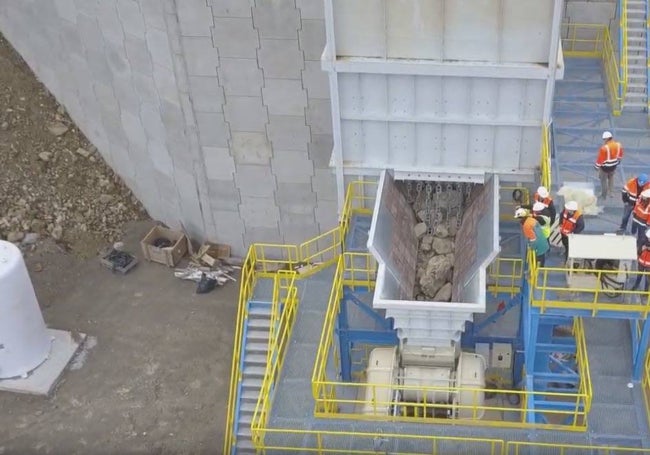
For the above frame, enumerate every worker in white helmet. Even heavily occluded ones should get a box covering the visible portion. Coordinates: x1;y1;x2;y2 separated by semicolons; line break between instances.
633;188;650;251
521;185;557;224
515;207;549;267
594;131;623;199
559;201;585;261
532;201;552;245
632;230;650;292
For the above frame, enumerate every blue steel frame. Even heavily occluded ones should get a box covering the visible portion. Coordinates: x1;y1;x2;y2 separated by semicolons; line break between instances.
338;287;399;381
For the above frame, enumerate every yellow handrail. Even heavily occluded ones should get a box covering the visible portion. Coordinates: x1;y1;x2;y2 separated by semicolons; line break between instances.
643;345;650;433
540;123;552;190
507;441;650;454
487;256;524;296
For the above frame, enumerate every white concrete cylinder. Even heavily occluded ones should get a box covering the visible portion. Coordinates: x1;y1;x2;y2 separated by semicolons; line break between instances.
0;240;50;379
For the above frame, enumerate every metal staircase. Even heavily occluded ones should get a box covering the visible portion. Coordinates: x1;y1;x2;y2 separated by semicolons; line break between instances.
625;0;648;112
233;298;272;455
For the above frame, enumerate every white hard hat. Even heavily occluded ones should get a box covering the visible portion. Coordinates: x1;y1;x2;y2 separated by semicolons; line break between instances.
514;208;528;219
565;201;578;211
602;131;613;140
532;201;546;212
642;189;650;199
536;186;549;198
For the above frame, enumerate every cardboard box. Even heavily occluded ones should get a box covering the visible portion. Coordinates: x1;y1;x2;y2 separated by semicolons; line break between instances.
141;225;188;267
196;242;231;267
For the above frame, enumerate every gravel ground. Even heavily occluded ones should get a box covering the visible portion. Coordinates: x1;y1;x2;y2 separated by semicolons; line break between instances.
0;32;147;258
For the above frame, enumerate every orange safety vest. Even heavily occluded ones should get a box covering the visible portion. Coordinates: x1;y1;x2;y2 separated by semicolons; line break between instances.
522;217;538;241
639;247;650;268
560;210;582;235
595;141;623;170
623;177;650;204
533;193;553;208
633;199;650;226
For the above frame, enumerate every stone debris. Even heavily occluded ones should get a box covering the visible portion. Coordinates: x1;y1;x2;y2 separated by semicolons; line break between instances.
46;121;68;136
38;151;52;162
6;231;24;243
75;147;91;158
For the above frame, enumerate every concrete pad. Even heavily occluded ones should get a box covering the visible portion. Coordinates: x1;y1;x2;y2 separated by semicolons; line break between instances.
0;329;86;396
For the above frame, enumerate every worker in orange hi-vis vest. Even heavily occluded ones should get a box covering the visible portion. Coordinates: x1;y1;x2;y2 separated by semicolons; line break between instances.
594;131;623;199
633;189;650;251
521;185;557;224
559;201;585;262
619;173;650;234
632;230;650;292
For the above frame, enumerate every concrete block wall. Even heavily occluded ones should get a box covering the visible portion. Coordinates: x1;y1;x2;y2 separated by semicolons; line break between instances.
0;0;337;256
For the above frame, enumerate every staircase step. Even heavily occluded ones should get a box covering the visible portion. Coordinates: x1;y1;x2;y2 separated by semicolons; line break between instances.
239;412;253;426
246;329;270;343
249;306;272;318
236;440;256;451
244;353;269;365
237;426;252;438
245;342;270;354
628;45;646;53
248;318;271;330
240;400;259;414
243;365;267;377
242;376;263;389
241;388;261;402
627;91;647;99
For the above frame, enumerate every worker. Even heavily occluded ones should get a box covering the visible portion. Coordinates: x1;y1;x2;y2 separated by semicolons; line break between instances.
521;185;557;224
619;173;650;234
559;201;585;261
633;189;650;251
515;207;549;267
532;201;552;245
594;131;624;199
632;230;650;292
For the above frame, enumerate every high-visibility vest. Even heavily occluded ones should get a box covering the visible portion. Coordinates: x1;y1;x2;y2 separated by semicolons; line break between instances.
623;177;648;204
536;214;551;239
560;210;582;235
639;247;650;268
633;200;650;226
534;193;553;208
595;141;623;171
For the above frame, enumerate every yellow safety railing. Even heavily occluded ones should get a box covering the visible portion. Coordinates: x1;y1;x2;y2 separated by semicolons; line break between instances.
540;123;552;190
500;185;530;222
223;248;258;454
507;441;650;454
340;180;376;244
528;249;650;317
643;346;650;432
573;317;593;415
561;23;627;115
620;0;628;100
342;251;377;290
487;256;524;296
250;271;299;448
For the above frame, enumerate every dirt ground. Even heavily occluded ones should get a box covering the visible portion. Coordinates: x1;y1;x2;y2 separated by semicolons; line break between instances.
0;221;238;454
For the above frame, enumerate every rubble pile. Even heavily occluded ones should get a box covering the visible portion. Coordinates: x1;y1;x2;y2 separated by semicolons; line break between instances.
401;182;469;301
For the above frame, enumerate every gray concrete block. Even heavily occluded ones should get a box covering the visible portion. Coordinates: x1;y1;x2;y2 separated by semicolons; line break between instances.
76;14;104;51
160;100;186;135
116;0;146;39
240;196;280;228
177;0;214;37
272;149;314;184
125;35;154;75
153;65;181;106
209;0;253;17
296;0;324;19
243;225;282;246
84;49;113;86
311;168;337;201
258;39;303;79
181;36;219;76
210;210;245;254
109;142;136;181
140;103;166;140
73;0;97;17
276;182;317;213
211;17;258;59
104;43;130;77
59;21;83;57
235;164;277;197
189;76;224;112
262;79;307;116
93;82;120;113
141;0;167;31
203;146;235;180
148;140;174;176
252;4;300;40
112;75;141;113
280;211;316;227
308;134;333;169
208;178;241;212
146;27;174;70
54;0;77;24
267;115;310;151
315;200;339;230
299;19;325;61
195;112;229;147
101;108;129;149
121;110;148;150
224;95;268;132
281;223;320;244
166;135;194;174
97;2;125;46
306;98;332;135
231;132;272;165
218;58;263;96
133;73;159;105
302;60;329;99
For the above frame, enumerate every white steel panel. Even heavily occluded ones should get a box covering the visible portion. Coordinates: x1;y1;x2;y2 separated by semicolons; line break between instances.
361;74;388;116
386;0;443;59
332;0;385;57
341;120;365;162
441;124;469;166
522;81;546;121
497;79;525;120
442;78;470;117
468;125;494;168
388;76;416;117
501;0;553;63
519;126;542;169
494;127;523;171
338;74;362;116
415;124;443;167
364;122;389;165
414;76;443;117
444;0;499;61
470;79;499;120
388;122;416;165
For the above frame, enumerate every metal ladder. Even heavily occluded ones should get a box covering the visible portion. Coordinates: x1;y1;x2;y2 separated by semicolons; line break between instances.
624;0;648;111
233;300;272;455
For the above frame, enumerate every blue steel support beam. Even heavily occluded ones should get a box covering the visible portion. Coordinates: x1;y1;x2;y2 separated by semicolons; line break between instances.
632;319;650;381
338;293;352;381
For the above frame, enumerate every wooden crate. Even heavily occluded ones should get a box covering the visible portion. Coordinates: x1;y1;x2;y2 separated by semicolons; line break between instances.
140;225;188;267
